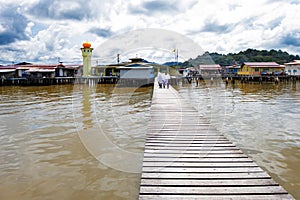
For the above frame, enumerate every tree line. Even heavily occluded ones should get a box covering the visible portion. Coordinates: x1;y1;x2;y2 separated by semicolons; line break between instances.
179;48;300;67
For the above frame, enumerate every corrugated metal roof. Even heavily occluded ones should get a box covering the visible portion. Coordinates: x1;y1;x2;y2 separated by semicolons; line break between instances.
285;60;300;65
225;65;241;69
0;69;16;73
244;62;281;67
16;66;32;70
27;68;55;72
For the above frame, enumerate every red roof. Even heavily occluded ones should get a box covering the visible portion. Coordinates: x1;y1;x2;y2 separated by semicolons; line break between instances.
243;62;281;68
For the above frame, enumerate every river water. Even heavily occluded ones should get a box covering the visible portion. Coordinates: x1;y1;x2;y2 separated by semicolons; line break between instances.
0;84;152;200
0;81;299;199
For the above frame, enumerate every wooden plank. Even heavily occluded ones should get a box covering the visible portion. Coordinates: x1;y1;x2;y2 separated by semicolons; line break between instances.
142;162;257;168
147;133;225;137
140;178;278;186
145;142;233;146
142;157;252;162
142;167;264;173
140;185;288;194
146;133;227;136
145;146;238;151
145;143;235;147
146;136;227;139
141;172;271;179
139;194;294;200
146;138;232;144
144;150;243;154
143;153;246;158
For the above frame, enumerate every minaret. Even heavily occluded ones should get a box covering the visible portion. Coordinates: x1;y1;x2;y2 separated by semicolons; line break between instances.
81;42;93;77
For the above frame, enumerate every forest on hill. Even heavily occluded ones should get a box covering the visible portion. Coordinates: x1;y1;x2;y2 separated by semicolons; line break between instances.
179;49;300;68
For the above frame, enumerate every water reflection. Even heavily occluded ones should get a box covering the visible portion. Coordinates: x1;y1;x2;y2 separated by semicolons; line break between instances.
81;86;93;130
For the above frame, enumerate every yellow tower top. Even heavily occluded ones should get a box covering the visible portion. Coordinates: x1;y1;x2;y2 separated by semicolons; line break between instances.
82;42;91;48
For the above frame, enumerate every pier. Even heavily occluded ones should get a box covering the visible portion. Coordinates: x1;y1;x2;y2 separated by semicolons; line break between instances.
139;83;294;199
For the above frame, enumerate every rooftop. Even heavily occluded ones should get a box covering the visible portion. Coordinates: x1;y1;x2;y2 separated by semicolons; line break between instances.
199;64;222;70
284;60;300;65
243;62;281;67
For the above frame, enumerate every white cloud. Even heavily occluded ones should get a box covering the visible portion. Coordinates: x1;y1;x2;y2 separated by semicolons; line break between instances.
0;24;5;33
0;0;300;64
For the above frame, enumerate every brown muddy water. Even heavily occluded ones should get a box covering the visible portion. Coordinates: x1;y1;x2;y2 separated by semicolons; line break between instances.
0;84;152;200
0;81;300;199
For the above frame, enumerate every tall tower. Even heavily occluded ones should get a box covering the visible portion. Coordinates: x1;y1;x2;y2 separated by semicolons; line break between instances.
81;42;93;77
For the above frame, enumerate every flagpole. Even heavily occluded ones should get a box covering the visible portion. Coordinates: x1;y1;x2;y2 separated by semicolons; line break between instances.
176;49;178;65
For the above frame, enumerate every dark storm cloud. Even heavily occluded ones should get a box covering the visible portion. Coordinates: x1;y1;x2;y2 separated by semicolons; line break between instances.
129;0;180;15
89;28;113;38
201;20;235;34
268;17;284;30
280;33;300;47
0;5;29;45
29;0;91;21
143;1;179;12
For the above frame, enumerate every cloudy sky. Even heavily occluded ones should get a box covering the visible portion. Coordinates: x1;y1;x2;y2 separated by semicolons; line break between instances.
0;0;299;65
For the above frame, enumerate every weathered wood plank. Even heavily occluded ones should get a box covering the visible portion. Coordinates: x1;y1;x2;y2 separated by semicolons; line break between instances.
142;162;257;167
139;194;294;200
142;167;264;173
146;133;225;137
145;143;236;147
145;139;231;143
141;172;271;179
140;178;278;186
142;157;252;162
145;145;239;149
144;150;243;154
146;136;228;140
140;185;288;194
143;153;246;158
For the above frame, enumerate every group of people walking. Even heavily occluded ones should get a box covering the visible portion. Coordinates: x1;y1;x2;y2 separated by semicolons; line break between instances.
157;72;170;89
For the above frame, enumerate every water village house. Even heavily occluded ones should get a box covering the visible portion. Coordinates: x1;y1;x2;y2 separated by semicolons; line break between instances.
0;63;79;79
223;65;241;75
198;64;222;75
119;63;154;79
238;62;283;76
91;57;153;77
284;60;300;76
0;66;16;79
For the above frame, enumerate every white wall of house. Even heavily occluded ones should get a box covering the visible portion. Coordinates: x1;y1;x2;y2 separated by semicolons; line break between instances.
285;64;300;76
120;68;154;79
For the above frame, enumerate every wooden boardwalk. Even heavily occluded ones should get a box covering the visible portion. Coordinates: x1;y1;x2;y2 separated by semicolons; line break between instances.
139;84;294;200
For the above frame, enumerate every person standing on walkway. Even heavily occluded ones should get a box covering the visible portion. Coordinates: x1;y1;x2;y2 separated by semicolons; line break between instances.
165;73;170;89
157;72;163;88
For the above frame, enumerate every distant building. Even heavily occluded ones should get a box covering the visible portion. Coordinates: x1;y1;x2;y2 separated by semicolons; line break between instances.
223;65;241;75
55;63;78;77
0;66;16;78
81;42;93;77
238;62;283;76
284;60;300;76
0;63;79;79
198;64;222;75
91;57;157;79
119;63;154;79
